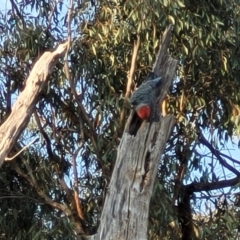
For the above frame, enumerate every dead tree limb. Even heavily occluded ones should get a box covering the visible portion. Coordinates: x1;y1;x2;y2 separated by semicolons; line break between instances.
89;25;178;240
0;42;68;167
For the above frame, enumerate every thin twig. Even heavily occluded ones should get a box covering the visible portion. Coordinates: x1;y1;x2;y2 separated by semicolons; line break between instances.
120;35;140;123
5;137;39;161
125;35;140;98
198;130;240;176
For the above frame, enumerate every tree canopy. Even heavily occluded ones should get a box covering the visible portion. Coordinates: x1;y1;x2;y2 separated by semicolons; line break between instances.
1;0;240;239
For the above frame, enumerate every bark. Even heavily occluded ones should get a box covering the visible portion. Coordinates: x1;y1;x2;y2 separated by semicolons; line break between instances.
88;25;178;240
0;42;68;167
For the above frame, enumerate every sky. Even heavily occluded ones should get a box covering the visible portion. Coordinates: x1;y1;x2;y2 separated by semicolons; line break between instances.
0;0;10;11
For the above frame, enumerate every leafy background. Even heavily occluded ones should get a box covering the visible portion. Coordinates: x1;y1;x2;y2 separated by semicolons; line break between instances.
1;0;240;239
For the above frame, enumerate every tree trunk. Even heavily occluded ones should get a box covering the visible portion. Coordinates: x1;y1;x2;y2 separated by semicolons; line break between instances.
89;25;178;240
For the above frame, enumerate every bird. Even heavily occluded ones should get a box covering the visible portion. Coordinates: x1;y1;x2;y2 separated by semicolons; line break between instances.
130;74;162;121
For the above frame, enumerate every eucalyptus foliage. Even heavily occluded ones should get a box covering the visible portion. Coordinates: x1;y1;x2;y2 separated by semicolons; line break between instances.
1;0;240;239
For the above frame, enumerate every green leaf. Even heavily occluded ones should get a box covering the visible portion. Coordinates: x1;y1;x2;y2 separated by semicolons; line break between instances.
183;44;188;55
177;1;185;7
92;44;97;55
168;15;175;25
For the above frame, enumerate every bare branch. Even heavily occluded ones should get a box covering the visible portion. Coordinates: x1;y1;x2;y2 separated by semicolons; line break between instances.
218;150;240;165
120;35;141;124
5;137;39;161
125;35;141;98
198;130;240;176
185;176;240;193
0;42;68;167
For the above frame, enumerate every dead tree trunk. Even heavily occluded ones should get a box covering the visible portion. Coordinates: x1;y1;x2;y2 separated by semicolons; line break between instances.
89;25;178;240
0;42;68;167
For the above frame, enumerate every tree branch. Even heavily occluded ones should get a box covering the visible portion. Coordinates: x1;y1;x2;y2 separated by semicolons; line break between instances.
198;130;240;176
217;150;240;165
0;42;68;167
185;176;240;193
125;35;140;98
12;157;85;235
120;35;140;124
5;137;39;161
